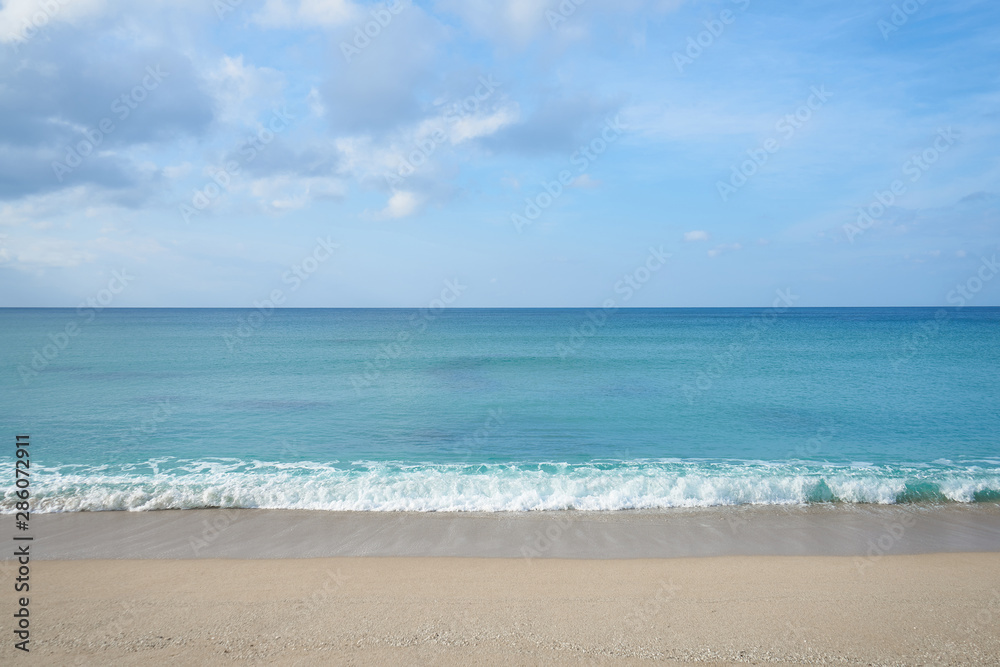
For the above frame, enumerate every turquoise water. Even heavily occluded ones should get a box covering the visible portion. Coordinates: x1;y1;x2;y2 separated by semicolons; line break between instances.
2;308;999;511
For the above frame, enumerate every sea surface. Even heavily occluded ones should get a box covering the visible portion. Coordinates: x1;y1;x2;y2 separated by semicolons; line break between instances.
1;307;999;512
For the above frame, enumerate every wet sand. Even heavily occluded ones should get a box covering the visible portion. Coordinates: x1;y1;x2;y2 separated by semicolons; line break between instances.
6;503;1000;559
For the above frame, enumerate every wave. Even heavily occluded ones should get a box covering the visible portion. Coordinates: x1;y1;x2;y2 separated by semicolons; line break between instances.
2;458;999;513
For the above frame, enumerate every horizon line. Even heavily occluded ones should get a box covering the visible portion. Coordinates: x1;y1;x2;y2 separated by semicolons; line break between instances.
3;306;999;310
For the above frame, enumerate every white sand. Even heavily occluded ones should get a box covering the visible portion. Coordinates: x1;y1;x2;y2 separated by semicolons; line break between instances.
5;554;1000;665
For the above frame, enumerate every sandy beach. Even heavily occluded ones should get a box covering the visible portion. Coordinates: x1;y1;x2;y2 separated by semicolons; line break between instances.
2;506;999;664
4;553;1000;665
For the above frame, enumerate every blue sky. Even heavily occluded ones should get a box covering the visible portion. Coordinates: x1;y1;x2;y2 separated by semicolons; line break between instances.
1;0;998;307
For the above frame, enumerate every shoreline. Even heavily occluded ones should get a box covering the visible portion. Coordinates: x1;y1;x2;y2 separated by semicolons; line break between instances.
5;554;1000;664
4;502;999;560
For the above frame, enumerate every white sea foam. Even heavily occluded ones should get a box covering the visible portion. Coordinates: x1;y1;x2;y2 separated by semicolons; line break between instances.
2;459;998;513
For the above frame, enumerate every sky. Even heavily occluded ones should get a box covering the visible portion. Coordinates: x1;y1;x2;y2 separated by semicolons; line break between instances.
0;0;998;307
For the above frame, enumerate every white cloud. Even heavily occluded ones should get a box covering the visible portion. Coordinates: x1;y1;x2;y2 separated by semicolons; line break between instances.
334;97;516;194
375;190;420;219
163;162;193;181
249;175;347;212
0;187;99;226
707;242;741;257
0;0;108;43
448;104;520;144
1;226;168;273
437;0;685;49
569;174;601;189
683;230;710;242
307;86;326;118
205;55;285;125
7;238;96;269
436;0;550;48
335;135;404;185
251;0;359;29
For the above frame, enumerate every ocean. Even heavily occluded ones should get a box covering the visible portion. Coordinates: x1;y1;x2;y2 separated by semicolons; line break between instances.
2;307;999;512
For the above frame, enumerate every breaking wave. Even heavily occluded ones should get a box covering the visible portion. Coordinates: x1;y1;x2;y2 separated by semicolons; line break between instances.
3;458;1000;512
